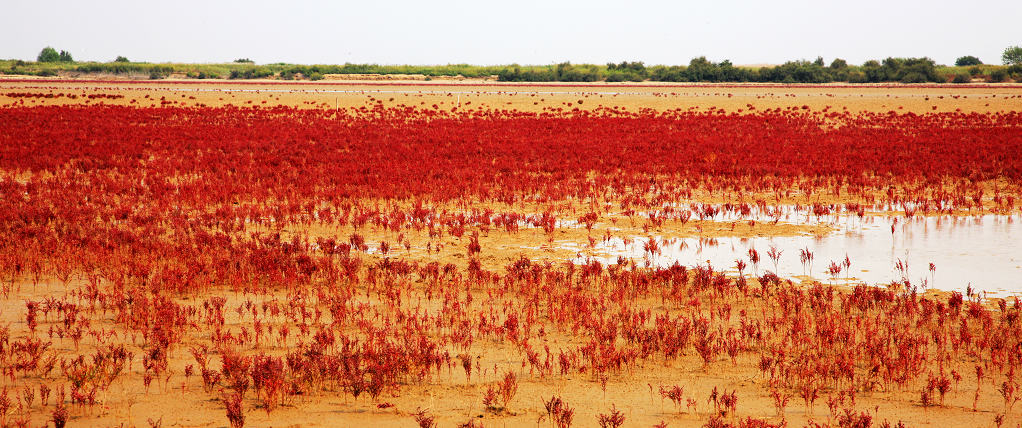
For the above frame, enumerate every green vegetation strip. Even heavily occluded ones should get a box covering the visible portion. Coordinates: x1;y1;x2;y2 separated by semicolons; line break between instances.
4;51;1022;84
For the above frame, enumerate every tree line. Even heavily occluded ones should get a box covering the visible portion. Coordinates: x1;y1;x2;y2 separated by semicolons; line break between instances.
6;45;1022;83
499;55;1021;84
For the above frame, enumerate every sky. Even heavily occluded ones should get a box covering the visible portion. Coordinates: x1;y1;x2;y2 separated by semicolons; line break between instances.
6;0;1021;66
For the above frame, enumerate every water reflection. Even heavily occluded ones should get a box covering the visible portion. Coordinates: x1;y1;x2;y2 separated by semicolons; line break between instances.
576;214;1022;294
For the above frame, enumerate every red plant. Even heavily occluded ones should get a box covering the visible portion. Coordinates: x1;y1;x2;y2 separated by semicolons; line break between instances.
544;395;574;428
799;247;814;276
659;384;687;413
770;388;790;416
0;389;8;426
498;371;518;409
0;98;1021;427
222;391;245;428
413;407;436;428
251;354;286;415
482;386;499;411
597;404;625;428
52;401;68;428
766;245;783;274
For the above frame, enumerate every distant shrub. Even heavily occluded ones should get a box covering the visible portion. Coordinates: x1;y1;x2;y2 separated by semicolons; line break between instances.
1008;64;1022;79
606;61;647;78
186;71;218;79
554;62;600;82
308;72;324;81
234;58;254;63
988;69;1008;83
228;67;273;79
604;73;626;82
115;56;129;63
77;62;164;75
37;69;57;77
648;65;688;82
761;60;831;83
955;56;982;66
861;57;940;83
497;64;558;82
968;66;983;76
605;71;644;82
846;71;867;83
952;73;971;83
900;72;928;83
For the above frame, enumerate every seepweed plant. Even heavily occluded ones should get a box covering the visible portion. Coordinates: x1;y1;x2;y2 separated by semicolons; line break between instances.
0;102;1019;426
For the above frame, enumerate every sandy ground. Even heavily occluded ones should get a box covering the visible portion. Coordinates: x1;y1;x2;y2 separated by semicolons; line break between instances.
2;78;1022;114
0;210;1001;428
1;80;1021;428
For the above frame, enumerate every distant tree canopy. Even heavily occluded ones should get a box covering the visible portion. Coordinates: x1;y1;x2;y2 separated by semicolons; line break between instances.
12;52;1014;83
604;61;647;82
759;60;831;83
859;57;940;83
1004;46;1022;65
497;62;601;82
606;61;646;73
955;56;983;66
37;47;73;63
494;56;947;83
37;47;58;62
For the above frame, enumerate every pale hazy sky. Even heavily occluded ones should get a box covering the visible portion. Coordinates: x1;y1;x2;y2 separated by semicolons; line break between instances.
7;0;1020;66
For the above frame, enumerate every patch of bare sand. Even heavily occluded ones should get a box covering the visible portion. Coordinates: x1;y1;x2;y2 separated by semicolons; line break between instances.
2;80;1021;114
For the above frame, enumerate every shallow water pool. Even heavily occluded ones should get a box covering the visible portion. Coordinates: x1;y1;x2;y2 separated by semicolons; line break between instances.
576;213;1022;295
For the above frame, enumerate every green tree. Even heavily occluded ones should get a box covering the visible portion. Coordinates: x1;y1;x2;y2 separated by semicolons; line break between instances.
37;47;59;62
686;56;720;82
607;61;645;74
58;50;73;62
861;60;884;82
955;56;982;66
901;57;939;82
115;56;129;62
1003;46;1022;65
766;60;830;83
